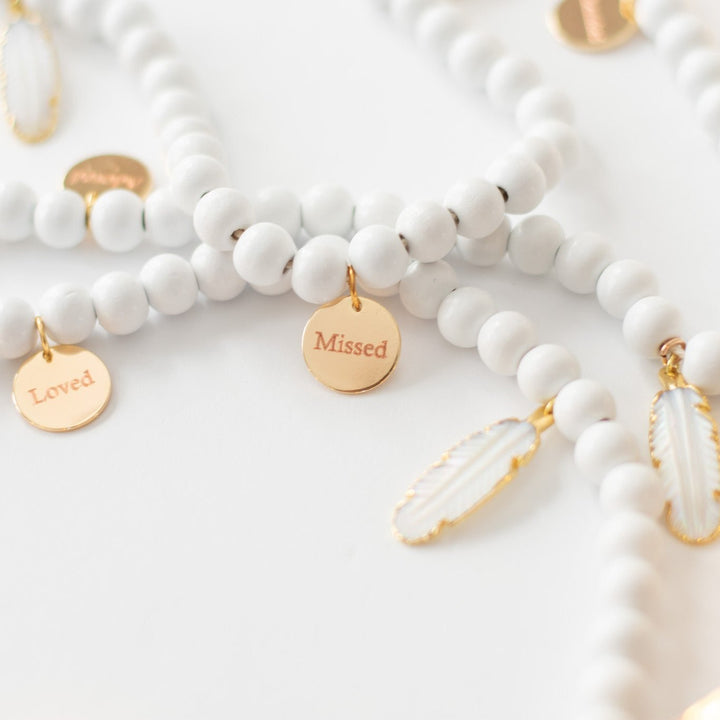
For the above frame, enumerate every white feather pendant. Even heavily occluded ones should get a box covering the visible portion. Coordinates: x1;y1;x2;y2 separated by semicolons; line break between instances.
650;385;720;544
392;419;541;544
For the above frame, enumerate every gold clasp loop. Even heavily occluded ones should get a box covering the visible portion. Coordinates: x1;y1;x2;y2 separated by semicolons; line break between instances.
346;265;362;312
35;316;52;363
658;337;687;390
527;399;555;434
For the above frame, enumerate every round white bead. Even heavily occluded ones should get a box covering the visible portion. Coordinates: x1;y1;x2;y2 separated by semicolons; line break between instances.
191;244;246;302
622;296;683;358
517;343;581;404
587;607;656;669
140;254;198;315
553;379;617;442
599;557;662;615
38;284;96;344
580;656;649;718
301;184;354;238
455;216;511;267
34;190;86;250
141;56;193;99
575;421;642;485
447;31;504;91
349;225;409;289
444;178;505;239
389;0;435;28
160;116;214;148
437;287;496;348
555;232;613;294
143;188;197;249
170;154;230;215
399;260;458;320
0;298;36;359
150;89;204;131
250;270;293;297
516;86;574;132
255;186;302;237
0;181;35;242
60;0;106;37
358;281;400;298
486;56;542;113
477;311;537;376
193;188;254;252
90;189;144;253
354;191;404;230
656;13;710;68
512;135;564;189
292;235;349;304
508;215;565;275
697;83;720;137
118;26;171;73
634;0;684;38
683;330;720;395
596;512;663;565
167;132;224;172
596;260;659;319
92;271;149;335
396;200;457;262
600;463;666;520
486;152;546;214
415;5;463;57
100;0;153;47
233;222;297;287
528;120;581;168
677;48;720;100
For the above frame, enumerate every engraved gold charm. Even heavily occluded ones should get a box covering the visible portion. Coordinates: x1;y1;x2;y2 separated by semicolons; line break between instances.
12;317;111;432
682;688;720;720
301;266;401;394
548;0;637;52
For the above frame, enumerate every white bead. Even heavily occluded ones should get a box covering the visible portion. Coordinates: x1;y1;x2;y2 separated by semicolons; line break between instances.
193;188;254;252
169;154;230;215
580;656;649;718
656;13;710;68
575;421;642;485
677;48;720;100
251;270;293;296
143;188;196;249
292;235;349;305
150;88;204;131
354;191;404;230
389;0;435;28
444;178;505;239
100;0;153;47
0;181;35;242
415;5;463;57
516;86;574;132
191;244;247;302
437;287;495;348
255;186;302;237
553;379;616;442
399;260;457;320
600;463;666;520
396;200;457;262
596;512;663;565
596;260;659;319
38;283;96;344
160;116;214;148
517;343;581;404
0;298;36;359
233;222;297;287
622;296;683;358
528;120;581;168
477;311;537;376
555;232;613;294
486;152;546;214
90;189;144;253
634;0;684;38
141;56;193;99
60;0;107;37
167;132;224;172
34;190;86;250
512;135;563;189
508;215;564;275
683;330;720;395
455;216;511;267
587;607;656;669
301;184;354;238
140;254;198;316
486;56;541;113
349;225;409;289
696;83;720;137
118;25;171;73
447;31;503;91
599;557;662;615
92;272;148;335
359;280;400;298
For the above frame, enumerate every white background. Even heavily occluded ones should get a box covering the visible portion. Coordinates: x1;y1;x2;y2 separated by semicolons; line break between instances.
0;1;718;718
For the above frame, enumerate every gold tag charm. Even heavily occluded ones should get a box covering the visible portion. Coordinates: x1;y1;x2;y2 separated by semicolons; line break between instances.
548;0;637;52
301;267;401;394
12;318;112;432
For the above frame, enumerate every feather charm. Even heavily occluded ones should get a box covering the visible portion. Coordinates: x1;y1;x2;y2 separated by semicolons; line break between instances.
392;403;554;544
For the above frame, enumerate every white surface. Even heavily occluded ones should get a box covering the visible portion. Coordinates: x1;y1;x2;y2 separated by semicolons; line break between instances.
0;1;719;719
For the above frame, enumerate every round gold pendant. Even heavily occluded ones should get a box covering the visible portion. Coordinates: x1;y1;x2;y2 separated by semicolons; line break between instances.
64;154;152;200
13;346;112;432
548;0;637;52
302;295;401;394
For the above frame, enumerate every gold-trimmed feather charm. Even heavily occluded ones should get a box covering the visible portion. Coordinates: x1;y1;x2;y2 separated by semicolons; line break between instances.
649;340;720;545
392;402;554;545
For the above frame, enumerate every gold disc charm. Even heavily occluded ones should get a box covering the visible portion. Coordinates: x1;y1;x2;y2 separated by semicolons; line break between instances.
64;154;152;206
301;267;401;394
12;318;111;432
548;0;637;52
